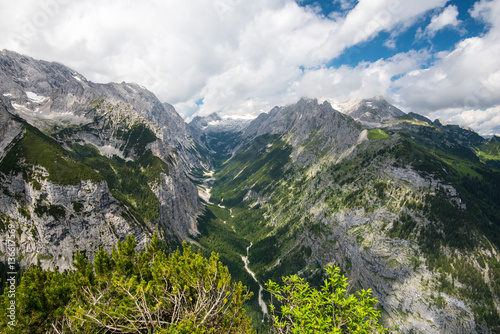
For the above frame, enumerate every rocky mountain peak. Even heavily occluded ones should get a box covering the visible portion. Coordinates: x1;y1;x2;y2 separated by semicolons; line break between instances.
489;134;500;142
0;51;199;164
335;96;405;127
240;98;362;166
408;112;433;125
0;50;88;98
244;98;338;136
189;112;222;129
188;111;252;142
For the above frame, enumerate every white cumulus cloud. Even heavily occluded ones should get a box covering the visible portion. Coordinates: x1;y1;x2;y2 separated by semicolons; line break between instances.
297;50;430;102
419;4;462;38
391;0;500;135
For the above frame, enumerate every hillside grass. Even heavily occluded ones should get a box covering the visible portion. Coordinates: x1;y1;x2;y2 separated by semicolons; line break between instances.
0;125;102;185
368;128;390;140
474;140;500;162
211;134;292;207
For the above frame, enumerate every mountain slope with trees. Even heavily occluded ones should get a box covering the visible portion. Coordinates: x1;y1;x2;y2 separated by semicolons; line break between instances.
195;99;500;333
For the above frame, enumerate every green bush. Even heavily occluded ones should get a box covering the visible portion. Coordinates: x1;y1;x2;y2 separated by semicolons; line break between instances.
266;265;385;333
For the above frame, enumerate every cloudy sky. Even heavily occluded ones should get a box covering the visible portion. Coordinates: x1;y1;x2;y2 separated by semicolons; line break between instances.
0;0;499;135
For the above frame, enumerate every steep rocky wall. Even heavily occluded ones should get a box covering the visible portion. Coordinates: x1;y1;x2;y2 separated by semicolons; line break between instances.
0;173;146;270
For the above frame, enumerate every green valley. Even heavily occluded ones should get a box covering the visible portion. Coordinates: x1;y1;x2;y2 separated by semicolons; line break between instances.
189;100;500;332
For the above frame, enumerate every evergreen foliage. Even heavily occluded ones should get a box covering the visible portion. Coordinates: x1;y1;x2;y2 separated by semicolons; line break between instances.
210;135;292;207
194;206;256;294
1;235;254;333
119;123;157;158
1;235;387;334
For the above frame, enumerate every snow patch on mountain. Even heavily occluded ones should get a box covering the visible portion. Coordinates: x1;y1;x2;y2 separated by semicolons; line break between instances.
26;91;49;103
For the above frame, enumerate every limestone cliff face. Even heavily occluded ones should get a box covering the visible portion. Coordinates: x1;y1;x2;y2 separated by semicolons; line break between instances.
0;50;202;268
0;100;22;159
0;50;204;168
241;98;362;167
0;172;145;270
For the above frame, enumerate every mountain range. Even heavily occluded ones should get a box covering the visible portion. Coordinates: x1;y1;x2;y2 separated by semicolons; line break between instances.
1;50;500;333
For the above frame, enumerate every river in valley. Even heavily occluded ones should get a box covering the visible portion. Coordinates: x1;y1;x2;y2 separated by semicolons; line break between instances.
241;242;268;319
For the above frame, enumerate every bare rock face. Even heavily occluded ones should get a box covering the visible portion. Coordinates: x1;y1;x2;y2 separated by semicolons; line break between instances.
0;173;145;270
0;50;202;269
189;112;252;135
336;96;406;127
0;100;22;159
242;98;362;166
294;165;480;333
